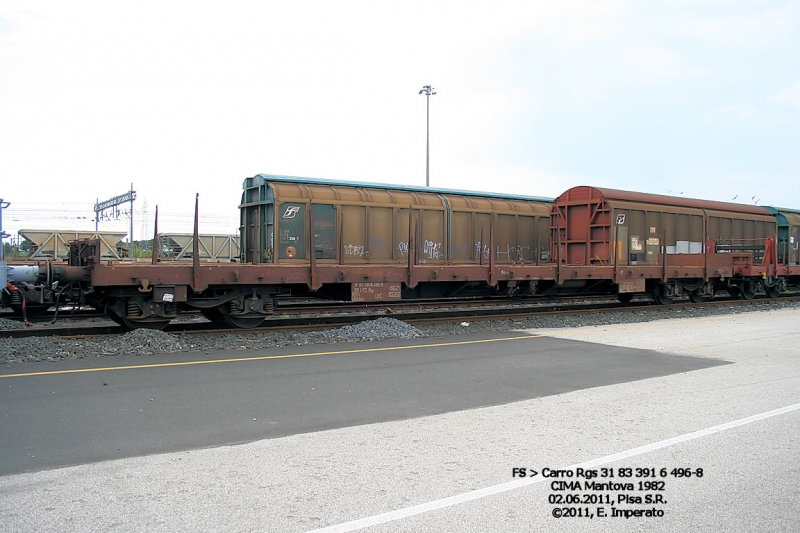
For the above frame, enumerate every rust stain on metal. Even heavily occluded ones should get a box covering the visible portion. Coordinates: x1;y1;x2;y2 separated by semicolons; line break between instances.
618;278;646;293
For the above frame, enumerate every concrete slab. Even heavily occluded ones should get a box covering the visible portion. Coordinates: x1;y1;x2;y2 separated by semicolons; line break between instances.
1;308;799;533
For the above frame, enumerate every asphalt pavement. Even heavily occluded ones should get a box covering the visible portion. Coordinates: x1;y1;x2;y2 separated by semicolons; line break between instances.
0;331;721;475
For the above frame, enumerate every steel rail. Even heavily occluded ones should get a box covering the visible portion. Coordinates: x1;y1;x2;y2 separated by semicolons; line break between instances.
2;295;798;340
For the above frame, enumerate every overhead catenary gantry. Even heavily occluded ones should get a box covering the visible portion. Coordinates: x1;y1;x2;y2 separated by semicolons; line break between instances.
94;184;136;260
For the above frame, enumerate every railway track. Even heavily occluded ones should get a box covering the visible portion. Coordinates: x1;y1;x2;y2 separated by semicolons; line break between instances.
2;294;798;340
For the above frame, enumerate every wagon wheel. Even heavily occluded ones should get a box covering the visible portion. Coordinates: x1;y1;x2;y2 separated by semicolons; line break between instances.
765;285;780;299
507;286;523;300
651;286;673;305
201;304;266;329
739;281;756;300
727;286;741;299
616;293;634;304
222;313;266;329
688;289;711;303
200;306;229;325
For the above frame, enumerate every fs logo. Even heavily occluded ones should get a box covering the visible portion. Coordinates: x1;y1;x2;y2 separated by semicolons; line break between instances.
282;206;301;219
616;214;626;225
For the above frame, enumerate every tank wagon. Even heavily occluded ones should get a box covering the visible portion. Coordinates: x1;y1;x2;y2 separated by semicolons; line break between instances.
3;177;798;330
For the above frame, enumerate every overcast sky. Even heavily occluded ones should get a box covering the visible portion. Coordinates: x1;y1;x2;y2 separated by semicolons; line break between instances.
1;0;798;242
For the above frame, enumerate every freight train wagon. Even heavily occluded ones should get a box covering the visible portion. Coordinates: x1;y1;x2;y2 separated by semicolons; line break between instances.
2;176;558;328
4;177;798;330
239;174;557;301
550;186;798;303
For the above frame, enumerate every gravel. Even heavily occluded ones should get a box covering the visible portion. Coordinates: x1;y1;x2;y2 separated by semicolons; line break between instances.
294;317;423;344
0;317;25;330
1;300;799;365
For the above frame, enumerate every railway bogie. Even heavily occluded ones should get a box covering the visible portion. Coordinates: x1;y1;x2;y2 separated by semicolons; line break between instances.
99;292;180;331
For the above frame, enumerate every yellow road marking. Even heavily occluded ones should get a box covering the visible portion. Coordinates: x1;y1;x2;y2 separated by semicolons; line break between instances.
0;335;544;379
5;308;797;379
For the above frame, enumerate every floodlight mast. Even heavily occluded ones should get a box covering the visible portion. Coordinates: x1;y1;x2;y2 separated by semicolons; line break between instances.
419;85;436;187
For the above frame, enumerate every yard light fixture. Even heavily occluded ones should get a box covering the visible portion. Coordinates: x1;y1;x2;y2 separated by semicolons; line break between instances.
419;85;436;187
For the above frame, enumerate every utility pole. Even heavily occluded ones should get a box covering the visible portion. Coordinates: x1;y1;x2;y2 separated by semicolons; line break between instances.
418;85;436;187
0;199;9;288
0;198;8;259
129;183;134;258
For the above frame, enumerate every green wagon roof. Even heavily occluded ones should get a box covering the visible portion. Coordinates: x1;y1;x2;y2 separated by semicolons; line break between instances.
248;174;554;203
764;206;800;215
